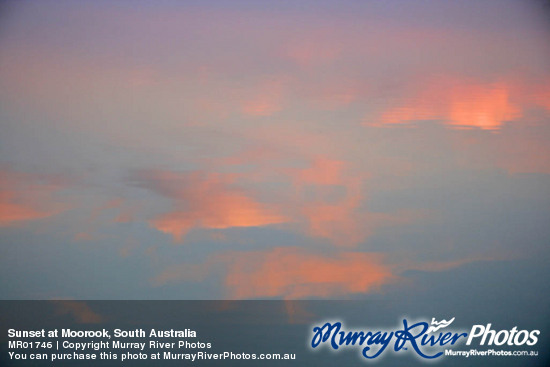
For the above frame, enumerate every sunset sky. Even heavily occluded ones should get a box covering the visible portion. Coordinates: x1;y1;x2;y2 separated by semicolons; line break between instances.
0;0;549;307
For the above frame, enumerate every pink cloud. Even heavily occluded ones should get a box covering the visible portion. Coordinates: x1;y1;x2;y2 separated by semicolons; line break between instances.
154;247;395;299
375;78;521;130
370;76;550;130
224;248;393;299
53;301;103;324
135;170;287;242
287;157;418;247
0;168;68;226
154;247;501;299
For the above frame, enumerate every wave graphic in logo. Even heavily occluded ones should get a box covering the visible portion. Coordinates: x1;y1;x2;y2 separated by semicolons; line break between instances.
427;317;455;333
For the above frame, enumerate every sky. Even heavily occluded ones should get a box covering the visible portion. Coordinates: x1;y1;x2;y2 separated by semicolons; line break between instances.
0;0;549;306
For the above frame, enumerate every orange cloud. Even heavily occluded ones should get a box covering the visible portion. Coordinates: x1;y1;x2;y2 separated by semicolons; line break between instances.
294;158;347;186
289;157;372;246
53;301;103;324
447;82;521;130
205;148;392;247
376;78;522;130
0;168;67;226
205;153;421;247
154;247;395;299
135;170;286;242
154;248;505;299
225;248;394;299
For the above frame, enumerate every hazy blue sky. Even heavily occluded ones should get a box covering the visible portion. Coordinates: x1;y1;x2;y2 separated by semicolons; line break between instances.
0;0;549;307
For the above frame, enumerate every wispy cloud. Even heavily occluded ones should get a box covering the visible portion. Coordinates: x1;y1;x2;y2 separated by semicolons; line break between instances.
132;170;286;242
223;248;393;299
0;167;69;226
52;301;103;324
154;247;395;299
153;247;503;299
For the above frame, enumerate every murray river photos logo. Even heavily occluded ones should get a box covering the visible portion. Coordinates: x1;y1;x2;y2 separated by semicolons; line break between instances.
310;317;540;361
